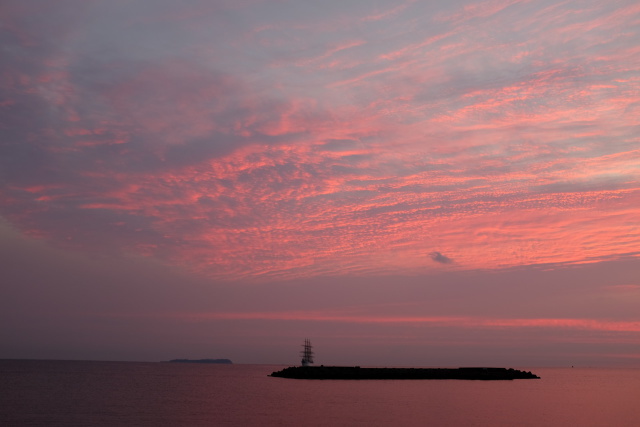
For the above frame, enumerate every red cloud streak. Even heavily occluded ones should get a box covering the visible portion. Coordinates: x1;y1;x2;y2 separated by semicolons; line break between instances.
111;311;640;333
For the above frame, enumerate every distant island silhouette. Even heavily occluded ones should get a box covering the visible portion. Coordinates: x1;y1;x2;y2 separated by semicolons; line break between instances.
167;359;232;364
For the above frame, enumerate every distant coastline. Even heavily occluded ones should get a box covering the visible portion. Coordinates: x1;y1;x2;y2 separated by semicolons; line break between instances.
167;359;233;364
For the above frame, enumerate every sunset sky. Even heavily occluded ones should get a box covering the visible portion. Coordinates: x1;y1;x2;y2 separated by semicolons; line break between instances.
2;0;639;367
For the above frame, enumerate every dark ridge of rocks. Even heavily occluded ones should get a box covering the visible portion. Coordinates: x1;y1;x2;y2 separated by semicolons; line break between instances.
270;366;540;380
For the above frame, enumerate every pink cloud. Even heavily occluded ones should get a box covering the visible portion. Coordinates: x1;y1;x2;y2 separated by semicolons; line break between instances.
294;40;367;67
361;1;416;22
435;0;530;23
1;0;639;282
114;310;640;333
379;32;454;61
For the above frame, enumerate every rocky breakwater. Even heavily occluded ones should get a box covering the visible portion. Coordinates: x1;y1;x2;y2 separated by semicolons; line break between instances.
270;366;540;380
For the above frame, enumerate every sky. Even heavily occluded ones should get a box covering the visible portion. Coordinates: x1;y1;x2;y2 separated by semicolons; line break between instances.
1;0;639;367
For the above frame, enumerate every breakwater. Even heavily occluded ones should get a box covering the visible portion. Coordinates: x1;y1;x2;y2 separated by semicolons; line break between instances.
270;366;540;380
167;358;232;364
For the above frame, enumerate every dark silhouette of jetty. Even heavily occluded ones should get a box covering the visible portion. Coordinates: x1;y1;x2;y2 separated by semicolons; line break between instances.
270;365;540;380
270;340;539;380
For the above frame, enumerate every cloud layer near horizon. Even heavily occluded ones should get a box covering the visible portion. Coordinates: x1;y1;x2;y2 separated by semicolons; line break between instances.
2;219;639;365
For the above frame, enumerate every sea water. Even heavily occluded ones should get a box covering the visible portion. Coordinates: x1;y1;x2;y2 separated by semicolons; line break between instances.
1;360;639;426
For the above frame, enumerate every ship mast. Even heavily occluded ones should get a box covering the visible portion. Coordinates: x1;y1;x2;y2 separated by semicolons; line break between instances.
300;338;314;366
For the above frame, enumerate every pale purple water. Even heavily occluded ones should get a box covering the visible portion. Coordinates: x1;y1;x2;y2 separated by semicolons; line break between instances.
1;360;639;426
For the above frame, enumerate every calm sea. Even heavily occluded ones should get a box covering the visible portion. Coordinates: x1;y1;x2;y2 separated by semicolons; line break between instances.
1;360;639;426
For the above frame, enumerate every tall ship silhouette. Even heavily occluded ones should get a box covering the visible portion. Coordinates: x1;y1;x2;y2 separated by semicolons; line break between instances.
300;339;314;366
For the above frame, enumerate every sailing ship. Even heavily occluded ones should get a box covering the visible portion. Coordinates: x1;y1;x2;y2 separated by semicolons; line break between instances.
300;338;314;366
